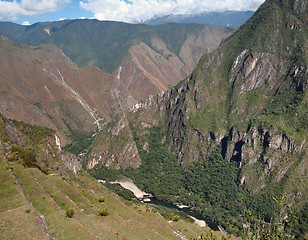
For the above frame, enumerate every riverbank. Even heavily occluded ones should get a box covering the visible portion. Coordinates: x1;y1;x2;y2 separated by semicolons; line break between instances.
110;178;148;199
107;178;208;228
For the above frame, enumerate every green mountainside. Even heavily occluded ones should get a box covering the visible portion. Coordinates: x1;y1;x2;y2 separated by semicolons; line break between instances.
0;20;234;73
86;0;307;238
0;113;227;239
0;0;307;239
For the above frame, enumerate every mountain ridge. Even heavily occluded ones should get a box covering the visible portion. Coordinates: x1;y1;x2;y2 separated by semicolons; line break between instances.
87;0;307;237
0;20;235;73
144;11;254;26
0;20;234;155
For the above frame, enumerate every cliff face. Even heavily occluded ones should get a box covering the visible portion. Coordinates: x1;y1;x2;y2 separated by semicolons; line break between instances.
0;114;82;174
93;0;307;207
156;0;308;201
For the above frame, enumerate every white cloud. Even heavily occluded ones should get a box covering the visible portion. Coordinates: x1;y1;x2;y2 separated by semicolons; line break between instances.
80;0;265;23
0;0;71;20
22;20;30;25
58;18;66;21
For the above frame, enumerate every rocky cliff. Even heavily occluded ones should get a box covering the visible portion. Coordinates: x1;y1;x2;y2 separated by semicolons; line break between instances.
91;0;307;215
0;113;82;175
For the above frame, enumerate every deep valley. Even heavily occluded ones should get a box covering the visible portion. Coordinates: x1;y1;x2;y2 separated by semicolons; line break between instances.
0;0;307;239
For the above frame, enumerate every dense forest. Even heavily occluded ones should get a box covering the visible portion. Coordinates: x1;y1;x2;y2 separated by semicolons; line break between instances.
89;126;308;238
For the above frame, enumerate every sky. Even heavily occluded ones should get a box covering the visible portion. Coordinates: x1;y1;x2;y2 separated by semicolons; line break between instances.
0;0;265;26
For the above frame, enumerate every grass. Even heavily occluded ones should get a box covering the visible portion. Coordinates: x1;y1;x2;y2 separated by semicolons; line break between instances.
0;158;25;212
12;164;60;216
0;110;231;240
0;205;49;240
0;158;49;240
0;152;225;240
0;159;228;239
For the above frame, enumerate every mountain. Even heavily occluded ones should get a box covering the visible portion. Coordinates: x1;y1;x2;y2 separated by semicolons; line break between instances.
0;34;115;148
0;0;307;238
0;20;234;158
0;113;224;240
0;20;234;109
87;0;307;237
144;11;254;26
0;20;234;72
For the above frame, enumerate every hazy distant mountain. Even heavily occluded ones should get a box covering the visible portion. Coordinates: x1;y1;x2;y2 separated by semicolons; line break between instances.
0;21;234;159
0;20;234;104
144;11;254;26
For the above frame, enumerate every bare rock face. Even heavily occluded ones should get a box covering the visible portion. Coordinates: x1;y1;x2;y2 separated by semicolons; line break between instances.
0;114;82;174
223;127;305;165
61;153;82;173
230;50;279;93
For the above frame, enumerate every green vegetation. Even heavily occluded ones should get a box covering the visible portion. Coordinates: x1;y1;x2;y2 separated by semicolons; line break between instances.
62;130;95;156
0;20;231;73
59;99;97;156
293;203;308;239
89;165;121;182
66;208;75;218
253;89;307;141
12;119;55;144
98;208;109;216
7;144;37;168
105;183;135;201
242;193;305;240
98;196;105;203
160;212;181;222
114;126;244;234
126;126;182;202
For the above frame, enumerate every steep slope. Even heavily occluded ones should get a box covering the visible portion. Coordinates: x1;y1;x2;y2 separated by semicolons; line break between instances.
0;20;235;163
0;20;234;73
89;0;307;237
0;20;234;106
162;0;307;165
0;114;226;240
0;35;119;151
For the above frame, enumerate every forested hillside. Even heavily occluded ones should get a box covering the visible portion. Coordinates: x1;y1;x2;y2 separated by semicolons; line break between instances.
87;0;307;238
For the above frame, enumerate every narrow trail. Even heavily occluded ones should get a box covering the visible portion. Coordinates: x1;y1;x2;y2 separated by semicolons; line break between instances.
43;67;103;130
4;157;56;240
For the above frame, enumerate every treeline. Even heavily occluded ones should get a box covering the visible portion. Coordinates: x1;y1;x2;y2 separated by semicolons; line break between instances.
125;126;245;234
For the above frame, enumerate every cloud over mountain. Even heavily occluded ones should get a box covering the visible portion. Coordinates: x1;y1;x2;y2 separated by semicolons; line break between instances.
80;0;265;23
0;0;71;20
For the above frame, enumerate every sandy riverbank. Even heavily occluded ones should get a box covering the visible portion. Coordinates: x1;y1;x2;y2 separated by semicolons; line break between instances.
190;216;206;227
108;178;207;228
111;179;148;199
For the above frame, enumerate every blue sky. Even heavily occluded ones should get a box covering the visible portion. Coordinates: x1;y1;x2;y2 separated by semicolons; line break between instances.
0;0;265;26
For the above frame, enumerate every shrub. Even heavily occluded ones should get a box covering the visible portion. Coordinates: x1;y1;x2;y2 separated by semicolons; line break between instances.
171;214;181;222
99;208;109;216
66;208;75;218
98;196;105;203
25;209;31;213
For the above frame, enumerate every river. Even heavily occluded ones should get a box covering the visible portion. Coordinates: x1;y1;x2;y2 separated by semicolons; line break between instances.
108;178;218;230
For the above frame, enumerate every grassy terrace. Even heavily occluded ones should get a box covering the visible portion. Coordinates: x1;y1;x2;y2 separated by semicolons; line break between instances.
0;156;218;239
0;157;49;240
